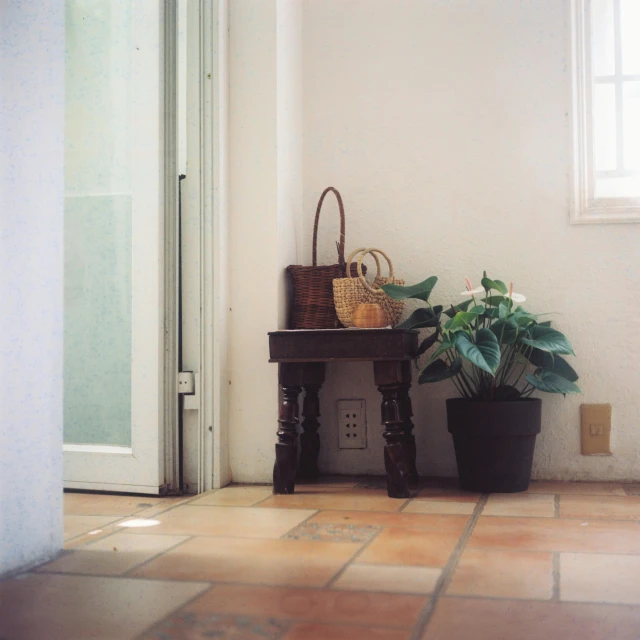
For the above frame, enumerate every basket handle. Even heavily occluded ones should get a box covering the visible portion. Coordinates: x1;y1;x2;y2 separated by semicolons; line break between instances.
345;248;382;281
356;248;395;296
312;187;346;267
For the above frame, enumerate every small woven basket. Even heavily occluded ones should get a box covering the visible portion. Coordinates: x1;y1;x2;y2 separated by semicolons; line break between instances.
287;187;362;329
333;248;404;328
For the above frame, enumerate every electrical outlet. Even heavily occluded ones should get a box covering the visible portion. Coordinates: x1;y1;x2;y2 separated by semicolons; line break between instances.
338;399;366;449
581;404;612;455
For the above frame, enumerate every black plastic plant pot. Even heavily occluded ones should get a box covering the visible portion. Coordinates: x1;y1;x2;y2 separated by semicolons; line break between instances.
446;398;542;493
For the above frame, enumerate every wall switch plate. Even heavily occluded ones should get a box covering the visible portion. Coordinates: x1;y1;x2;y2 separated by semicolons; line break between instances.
337;399;366;449
581;404;612;455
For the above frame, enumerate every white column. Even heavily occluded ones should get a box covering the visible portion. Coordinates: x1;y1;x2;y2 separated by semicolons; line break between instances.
227;0;302;483
0;0;65;575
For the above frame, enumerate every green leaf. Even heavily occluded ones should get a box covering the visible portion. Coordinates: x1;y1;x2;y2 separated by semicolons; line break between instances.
455;329;501;375
481;277;508;295
512;310;537;327
538;320;552;327
416;331;440;357
443;299;474;318
526;370;581;395
494;280;509;294
498;301;509;319
447;311;481;331
470;305;486;314
381;276;438;302
418;357;463;384
520;325;575;355
483;295;506;307
490;319;518;345
430;335;457;361
484;308;500;319
527;349;579;382
397;307;442;330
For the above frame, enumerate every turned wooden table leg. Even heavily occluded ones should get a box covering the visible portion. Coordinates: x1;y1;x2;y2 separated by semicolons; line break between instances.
374;360;413;499
398;384;419;485
273;364;303;494
297;363;326;479
297;386;321;478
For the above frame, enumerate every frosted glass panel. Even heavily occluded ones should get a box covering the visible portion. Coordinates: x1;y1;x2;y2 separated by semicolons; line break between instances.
591;0;616;76
64;0;133;446
65;1;132;195
621;0;640;74
595;175;640;197
623;81;640;172
593;83;617;171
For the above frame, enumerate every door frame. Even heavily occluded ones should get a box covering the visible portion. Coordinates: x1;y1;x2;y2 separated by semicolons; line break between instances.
162;0;180;494
180;0;230;493
210;0;231;490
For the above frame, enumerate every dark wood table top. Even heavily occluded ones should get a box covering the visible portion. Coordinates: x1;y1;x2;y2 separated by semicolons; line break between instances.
268;328;419;363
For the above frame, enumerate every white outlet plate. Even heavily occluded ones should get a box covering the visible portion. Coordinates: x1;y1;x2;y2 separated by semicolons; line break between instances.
337;399;366;449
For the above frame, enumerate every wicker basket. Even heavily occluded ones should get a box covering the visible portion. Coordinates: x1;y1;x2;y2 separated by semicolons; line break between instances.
287;187;362;329
333;248;405;328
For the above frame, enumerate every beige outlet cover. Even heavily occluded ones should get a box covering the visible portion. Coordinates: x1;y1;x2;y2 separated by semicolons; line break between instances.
580;404;612;455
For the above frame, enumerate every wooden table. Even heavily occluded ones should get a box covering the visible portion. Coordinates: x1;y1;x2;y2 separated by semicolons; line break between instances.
268;329;419;498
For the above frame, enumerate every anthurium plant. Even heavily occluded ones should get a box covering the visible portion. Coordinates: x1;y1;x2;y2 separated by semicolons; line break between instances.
381;273;580;401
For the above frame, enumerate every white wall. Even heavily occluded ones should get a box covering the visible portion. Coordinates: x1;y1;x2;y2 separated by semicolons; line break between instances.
226;0;640;484
227;0;302;482
302;0;640;481
0;0;64;575
277;0;304;327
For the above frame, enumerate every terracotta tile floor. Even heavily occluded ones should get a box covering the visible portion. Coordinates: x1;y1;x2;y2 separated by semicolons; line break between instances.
2;478;640;639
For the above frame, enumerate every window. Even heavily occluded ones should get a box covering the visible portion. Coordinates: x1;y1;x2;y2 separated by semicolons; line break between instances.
571;0;640;223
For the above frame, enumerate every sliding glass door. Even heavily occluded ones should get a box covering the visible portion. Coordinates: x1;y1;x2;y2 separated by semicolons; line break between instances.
63;0;170;493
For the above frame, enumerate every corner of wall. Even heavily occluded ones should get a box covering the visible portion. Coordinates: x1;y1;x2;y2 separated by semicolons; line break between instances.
0;0;65;576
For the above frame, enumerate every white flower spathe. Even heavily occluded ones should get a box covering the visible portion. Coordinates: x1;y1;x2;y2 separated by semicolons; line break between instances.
460;286;485;297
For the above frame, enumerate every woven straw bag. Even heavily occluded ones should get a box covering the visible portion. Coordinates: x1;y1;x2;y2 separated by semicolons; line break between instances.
286;187;363;329
333;248;405;328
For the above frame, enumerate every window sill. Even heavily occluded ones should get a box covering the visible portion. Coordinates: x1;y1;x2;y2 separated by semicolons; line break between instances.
570;203;640;225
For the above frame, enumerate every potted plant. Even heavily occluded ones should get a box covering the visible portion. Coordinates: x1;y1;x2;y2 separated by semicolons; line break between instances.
382;273;580;493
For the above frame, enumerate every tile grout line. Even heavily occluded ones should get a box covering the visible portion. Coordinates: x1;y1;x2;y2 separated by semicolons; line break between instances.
28;562;639;609
35;536;198;580
121;536;197;578
64;511;640;556
279;509;322;538
251;491;282;507
401;545;640;557
63;515;129;546
324;526;386;589
28;568;455;595
132;499;177;517
449;513;640;523
132;580;216;640
407;493;489;640
552;552;561;601
245;480;364;508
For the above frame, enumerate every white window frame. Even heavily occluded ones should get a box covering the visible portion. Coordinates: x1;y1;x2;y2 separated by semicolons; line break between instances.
570;0;640;224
